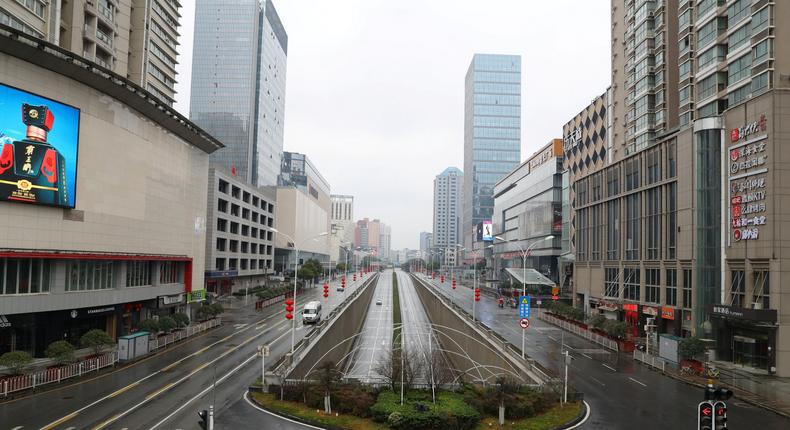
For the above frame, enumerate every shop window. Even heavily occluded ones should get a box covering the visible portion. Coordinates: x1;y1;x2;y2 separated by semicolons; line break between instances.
683;269;693;309
646;268;660;303
605;268;620;298
65;260;113;291
624;268;641;301
730;270;745;307
666;269;677;306
752;270;770;309
126;261;151;287
159;262;181;284
0;258;52;294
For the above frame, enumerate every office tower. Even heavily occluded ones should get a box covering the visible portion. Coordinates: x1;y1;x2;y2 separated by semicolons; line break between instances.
0;0;182;105
433;167;463;263
190;0;287;186
462;53;521;249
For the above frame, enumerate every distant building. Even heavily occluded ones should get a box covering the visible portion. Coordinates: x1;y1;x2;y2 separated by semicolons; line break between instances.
330;195;355;267
433;167;463;266
419;232;433;255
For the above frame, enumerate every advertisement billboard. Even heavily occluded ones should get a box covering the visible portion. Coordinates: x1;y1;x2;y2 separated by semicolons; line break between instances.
0;83;80;208
482;220;493;241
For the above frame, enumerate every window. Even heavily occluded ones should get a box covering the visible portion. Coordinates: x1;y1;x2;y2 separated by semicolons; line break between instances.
229;240;238;253
242;191;251;203
753;39;771;65
217;218;227;232
626;194;641;260
242;225;249;237
752;71;770;96
697;0;720;18
607;166;620;197
667;182;677;259
624;268;641;301
679;60;692;81
231;186;241;199
1;258;51;294
241;242;249;253
678;10;692;28
666;269;677;306
230;222;239;235
231;204;240;217
728;82;751;106
753;270;770;309
679;85;691;105
697;18;724;49
646;269;660;303
64;260;113;292
625;158;640;191
728;21;751;52
698;45;726;71
217;199;228;213
646;187;661;260
697;73;723;100
728;54;752;86
591;205;603;261
126;261;152;287
218;179;229;194
683;269;693;309
159;262;180;284
730;270;745;307
216;258;226;270
607;200;620;260
752;6;771;32
605;268;620;298
646;149;661;184
667;142;676;178
727;0;750;27
216;238;226;252
577;208;588;261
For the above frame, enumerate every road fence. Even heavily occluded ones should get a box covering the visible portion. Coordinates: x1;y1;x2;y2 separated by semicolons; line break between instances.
2;317;222;398
633;350;667;373
539;313;619;352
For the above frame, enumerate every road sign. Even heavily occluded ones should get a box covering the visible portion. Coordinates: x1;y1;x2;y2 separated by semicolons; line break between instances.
536;300;542;306
519;295;531;319
257;345;270;357
520;318;530;329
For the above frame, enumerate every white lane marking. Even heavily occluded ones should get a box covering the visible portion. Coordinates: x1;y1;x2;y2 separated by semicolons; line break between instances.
589;376;606;387
149;354;259;430
12;427;25;430
581;353;593;359
564;401;592;429
602;364;617;372
243;391;324;430
629;377;647;387
548;336;558;342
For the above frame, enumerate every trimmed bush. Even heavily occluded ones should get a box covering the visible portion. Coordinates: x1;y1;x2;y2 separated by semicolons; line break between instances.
138;319;160;334
463;384;554;420
80;329;114;355
0;350;33;375
371;390;480;430
588;314;607;329
173;312;190;328
45;340;75;366
601;320;627;338
679;336;706;359
209;303;224;316
158;316;177;333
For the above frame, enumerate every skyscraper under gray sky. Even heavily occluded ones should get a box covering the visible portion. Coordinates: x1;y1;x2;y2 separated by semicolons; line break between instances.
462;54;521;249
189;0;288;186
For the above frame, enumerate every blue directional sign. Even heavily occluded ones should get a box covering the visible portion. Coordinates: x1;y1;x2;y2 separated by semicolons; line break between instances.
519;295;531;319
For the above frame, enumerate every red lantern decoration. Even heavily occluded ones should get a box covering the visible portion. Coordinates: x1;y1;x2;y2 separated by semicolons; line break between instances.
323;292;329;298
475;288;481;302
285;313;293;320
285;298;294;320
452;277;456;289
286;304;294;312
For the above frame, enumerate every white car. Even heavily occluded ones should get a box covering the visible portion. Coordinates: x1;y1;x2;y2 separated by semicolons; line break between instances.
375;298;383;305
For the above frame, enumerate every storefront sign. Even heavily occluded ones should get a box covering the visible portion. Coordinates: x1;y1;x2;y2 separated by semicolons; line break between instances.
563;127;582;151
730;114;767;142
729;141;767;174
707;304;777;323
623;303;638;312
159;294;185;307
529;145;556;170
598;301;618;312
205;270;239;278
642;306;659;316
661;306;675;320
0;315;11;328
71;306;117;318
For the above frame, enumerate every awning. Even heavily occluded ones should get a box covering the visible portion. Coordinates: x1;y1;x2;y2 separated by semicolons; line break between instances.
504;268;555;286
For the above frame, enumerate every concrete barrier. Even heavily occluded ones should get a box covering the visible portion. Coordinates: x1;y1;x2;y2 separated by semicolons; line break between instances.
279;274;380;380
410;275;548;385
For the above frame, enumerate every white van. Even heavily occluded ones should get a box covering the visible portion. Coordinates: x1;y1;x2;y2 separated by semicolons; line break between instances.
302;301;322;324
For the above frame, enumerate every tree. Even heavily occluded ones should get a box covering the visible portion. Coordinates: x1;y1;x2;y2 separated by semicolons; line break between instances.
298;259;323;281
361;255;379;269
588;314;607;329
336;262;347;272
138;319;160;334
0;351;33;375
491;376;520;425
315;360;341;414
45;340;75;366
173;312;190;328
209;303;224;316
679;336;707;359
374;347;423;392
158;316;177;333
80;329;114;356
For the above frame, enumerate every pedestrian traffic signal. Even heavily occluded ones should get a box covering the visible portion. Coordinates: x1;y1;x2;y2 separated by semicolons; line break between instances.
713;401;727;429
698;401;714;430
198;409;208;430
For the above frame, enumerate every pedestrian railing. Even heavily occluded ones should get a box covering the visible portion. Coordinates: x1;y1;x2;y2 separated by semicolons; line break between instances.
633;350;667;373
2;318;222;397
539;313;619;352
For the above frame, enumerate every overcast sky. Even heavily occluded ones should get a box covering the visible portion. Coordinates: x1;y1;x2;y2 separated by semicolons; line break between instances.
174;1;610;251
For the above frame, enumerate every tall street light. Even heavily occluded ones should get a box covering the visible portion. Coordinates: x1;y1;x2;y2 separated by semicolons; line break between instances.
271;228;328;353
495;234;555;358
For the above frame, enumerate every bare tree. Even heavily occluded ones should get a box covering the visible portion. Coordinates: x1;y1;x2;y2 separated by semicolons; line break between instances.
315;360;341;414
492;376;520;425
426;349;454;387
374;346;424;391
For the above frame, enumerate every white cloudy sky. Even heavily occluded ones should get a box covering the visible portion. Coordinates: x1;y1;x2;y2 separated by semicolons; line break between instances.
174;0;610;251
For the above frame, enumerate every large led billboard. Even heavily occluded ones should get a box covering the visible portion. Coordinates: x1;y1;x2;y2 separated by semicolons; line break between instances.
482;220;493;241
0;83;80;208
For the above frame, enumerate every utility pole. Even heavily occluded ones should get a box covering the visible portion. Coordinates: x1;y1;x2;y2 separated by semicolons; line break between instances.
563;350;570;405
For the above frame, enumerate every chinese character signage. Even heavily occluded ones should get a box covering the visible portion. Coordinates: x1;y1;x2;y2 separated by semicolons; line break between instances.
0;83;80;208
729;114;768;243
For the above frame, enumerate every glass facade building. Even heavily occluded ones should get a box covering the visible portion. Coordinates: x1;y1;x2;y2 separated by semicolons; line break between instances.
190;0;288;186
463;54;521;249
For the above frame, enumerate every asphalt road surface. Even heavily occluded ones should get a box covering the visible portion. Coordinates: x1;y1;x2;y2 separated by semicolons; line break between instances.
344;270;393;383
416;273;790;430
0;275;371;430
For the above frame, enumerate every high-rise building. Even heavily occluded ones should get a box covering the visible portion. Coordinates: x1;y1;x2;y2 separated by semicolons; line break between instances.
379;223;391;261
353;218;388;258
190;0;287;186
0;0;181;106
433;167;463;264
569;0;790;376
462;54;521;250
330;195;355;266
419;232;433;255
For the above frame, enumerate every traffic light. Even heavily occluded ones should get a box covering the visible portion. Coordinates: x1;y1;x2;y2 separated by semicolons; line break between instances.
323;283;329;298
284;298;294;320
474;288;481;301
713;401;727;429
198;409;208;430
698;401;713;430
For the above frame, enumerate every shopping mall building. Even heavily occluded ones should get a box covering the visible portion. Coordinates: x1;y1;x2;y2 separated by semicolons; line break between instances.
0;27;222;356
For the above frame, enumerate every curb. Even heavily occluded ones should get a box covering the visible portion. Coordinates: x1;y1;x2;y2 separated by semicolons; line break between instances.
553;401;588;430
248;390;342;430
632;360;790;419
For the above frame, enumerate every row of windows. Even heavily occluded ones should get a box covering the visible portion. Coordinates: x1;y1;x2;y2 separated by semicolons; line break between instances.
473;116;521;128
216;218;274;240
604;267;692;308
0;258;51;295
215;258;272;271
217;198;273;226
216;238;274;255
218;179;274;212
0;6;44;37
730;270;770;309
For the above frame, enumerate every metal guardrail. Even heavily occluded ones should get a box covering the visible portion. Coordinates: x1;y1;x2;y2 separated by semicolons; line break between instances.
633;350;667;373
1;318;222;397
539;313;620;352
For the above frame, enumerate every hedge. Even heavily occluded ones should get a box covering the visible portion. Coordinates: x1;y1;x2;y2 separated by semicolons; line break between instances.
370;390;480;430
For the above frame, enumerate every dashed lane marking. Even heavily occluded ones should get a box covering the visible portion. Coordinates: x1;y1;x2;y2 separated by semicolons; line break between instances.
628;377;647;387
581;353;593;359
602;364;617;372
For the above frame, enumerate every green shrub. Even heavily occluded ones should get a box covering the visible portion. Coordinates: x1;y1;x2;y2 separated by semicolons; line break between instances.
463;384;555;420
173;312;190;328
371;390;479;430
679;336;707;359
80;329;114;355
138;319;160;334
45;340;75;366
210;303;224;316
0;350;33;374
588;314;607;329
601;320;627;338
158;316;177;333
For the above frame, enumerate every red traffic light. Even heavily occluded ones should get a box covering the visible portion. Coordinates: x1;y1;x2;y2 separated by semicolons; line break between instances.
285;313;293;320
285;298;294;306
285;304;294;312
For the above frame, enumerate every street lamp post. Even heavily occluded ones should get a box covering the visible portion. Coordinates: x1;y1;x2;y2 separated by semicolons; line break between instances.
271;228;328;353
495;234;555;359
